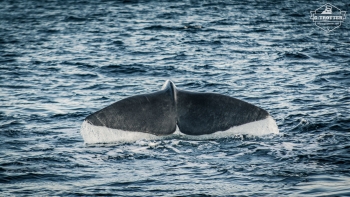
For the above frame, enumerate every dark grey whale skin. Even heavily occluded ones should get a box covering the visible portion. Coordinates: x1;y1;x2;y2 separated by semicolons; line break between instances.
85;81;269;136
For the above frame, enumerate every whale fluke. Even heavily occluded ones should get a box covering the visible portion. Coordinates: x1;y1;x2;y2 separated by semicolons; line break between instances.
81;80;278;143
176;89;269;135
85;80;177;135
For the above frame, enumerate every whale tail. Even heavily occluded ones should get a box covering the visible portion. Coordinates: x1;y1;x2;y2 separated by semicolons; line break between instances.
82;80;278;143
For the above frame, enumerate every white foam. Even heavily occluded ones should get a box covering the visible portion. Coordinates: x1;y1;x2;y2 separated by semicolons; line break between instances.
80;116;279;144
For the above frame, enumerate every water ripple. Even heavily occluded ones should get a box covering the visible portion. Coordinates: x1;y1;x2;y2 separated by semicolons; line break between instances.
0;0;349;196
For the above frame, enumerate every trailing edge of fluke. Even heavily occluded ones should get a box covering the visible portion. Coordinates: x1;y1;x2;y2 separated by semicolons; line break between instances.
81;80;279;143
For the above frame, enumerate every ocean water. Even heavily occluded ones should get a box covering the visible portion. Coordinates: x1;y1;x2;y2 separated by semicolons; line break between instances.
1;0;350;196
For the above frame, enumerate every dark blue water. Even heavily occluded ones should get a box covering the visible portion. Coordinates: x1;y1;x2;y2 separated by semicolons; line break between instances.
1;0;350;196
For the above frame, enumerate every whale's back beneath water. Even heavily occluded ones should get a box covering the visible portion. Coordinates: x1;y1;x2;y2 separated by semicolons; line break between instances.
81;80;279;143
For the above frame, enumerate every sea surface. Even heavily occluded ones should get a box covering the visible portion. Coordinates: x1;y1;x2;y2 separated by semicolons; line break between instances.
1;0;350;196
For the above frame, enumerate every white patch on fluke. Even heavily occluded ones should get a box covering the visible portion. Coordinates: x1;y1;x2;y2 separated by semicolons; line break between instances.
80;116;279;144
80;120;164;144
